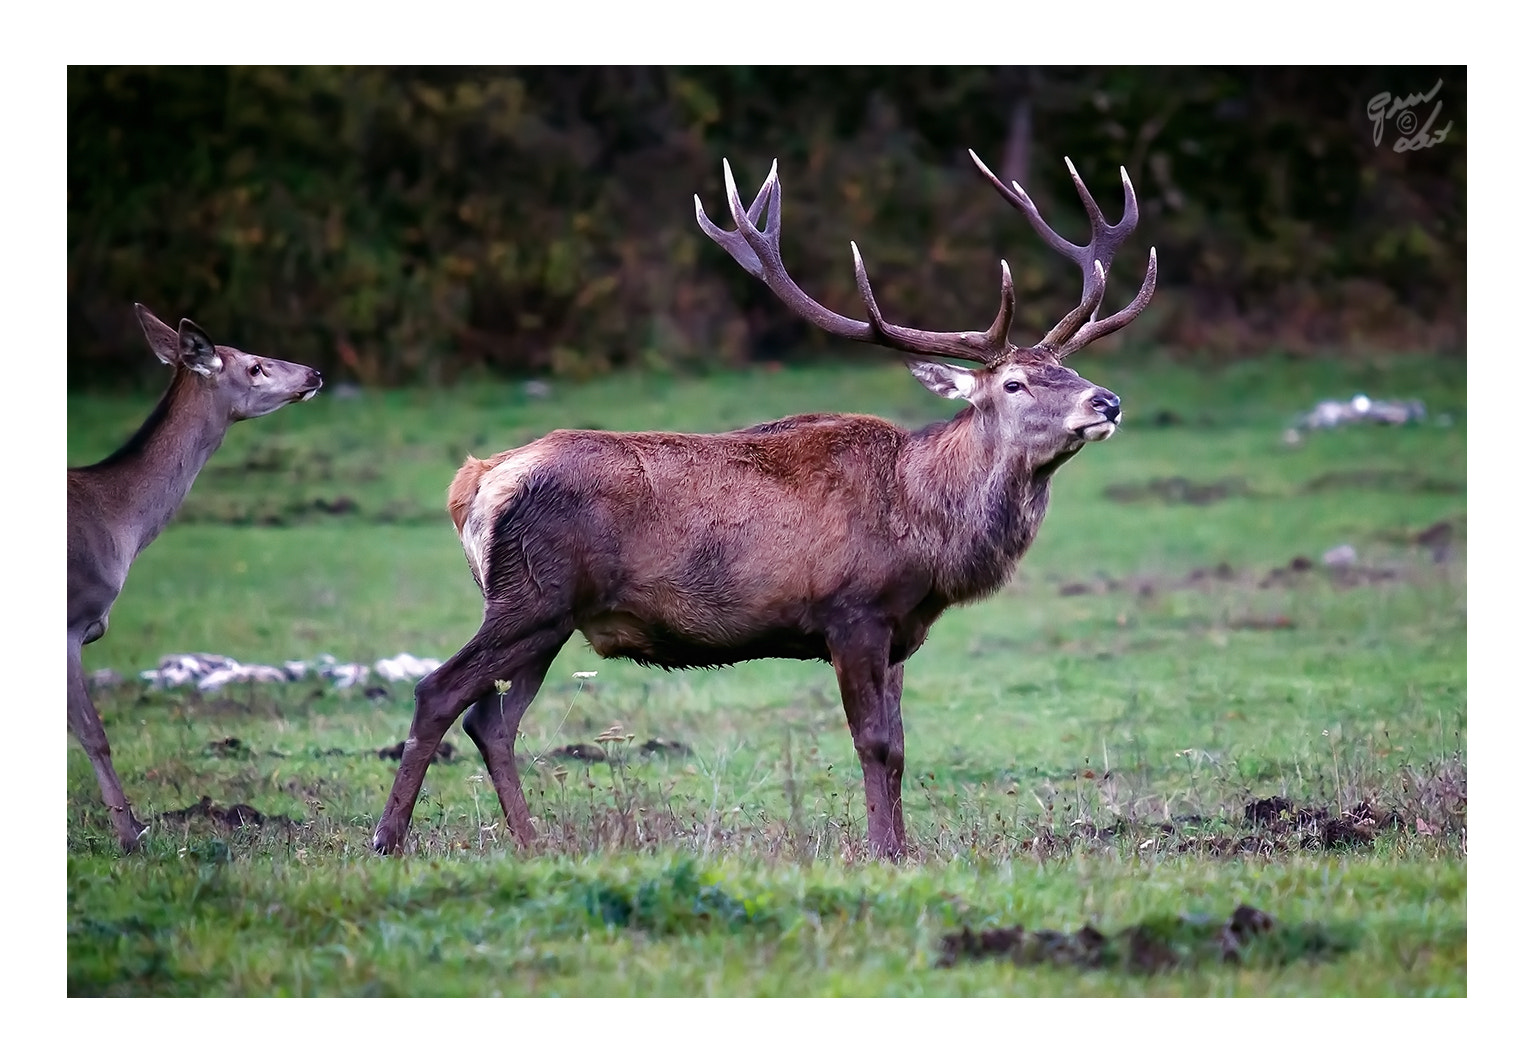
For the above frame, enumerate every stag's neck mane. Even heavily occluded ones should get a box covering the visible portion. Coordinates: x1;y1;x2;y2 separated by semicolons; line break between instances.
900;406;1060;603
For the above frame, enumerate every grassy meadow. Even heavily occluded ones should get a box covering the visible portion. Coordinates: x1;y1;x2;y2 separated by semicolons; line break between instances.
65;351;1467;996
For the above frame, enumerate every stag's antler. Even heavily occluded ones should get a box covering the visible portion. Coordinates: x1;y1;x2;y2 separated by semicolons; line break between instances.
696;160;1016;365
969;151;1157;359
695;153;1155;366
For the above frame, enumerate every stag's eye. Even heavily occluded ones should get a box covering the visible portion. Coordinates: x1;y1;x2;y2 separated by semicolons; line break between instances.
1003;380;1024;394
249;364;264;379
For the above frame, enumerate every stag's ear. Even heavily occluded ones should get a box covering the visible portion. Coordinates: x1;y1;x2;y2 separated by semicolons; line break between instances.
177;319;222;377
135;304;182;366
908;361;979;403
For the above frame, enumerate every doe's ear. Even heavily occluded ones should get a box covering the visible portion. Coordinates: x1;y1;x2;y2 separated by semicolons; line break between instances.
907;360;979;404
135;304;181;366
177;319;222;377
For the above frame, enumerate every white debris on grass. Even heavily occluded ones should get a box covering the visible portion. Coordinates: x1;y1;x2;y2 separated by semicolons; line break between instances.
141;653;240;689
138;651;442;692
374;653;443;682
1295;393;1427;431
1322;543;1358;568
196;662;290;692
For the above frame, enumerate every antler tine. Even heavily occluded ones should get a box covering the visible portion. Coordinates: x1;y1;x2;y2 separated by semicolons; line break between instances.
693;158;779;280
969;149;1078;263
697;159;869;341
697;158;1019;364
1039;260;1108;350
969;149;1153;358
981;259;1017;353
969;151;1140;303
849;246;1013;366
1055;248;1158;359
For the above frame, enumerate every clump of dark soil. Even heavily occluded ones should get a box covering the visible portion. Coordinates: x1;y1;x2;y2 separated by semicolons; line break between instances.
538;738;692;763
1159;798;1400;857
1412;520;1457;563
159;796;297;829
1104;477;1249;505
1257;555;1397;590
639;738;692;757
1237;796;1402;849
376;740;456;763
937;904;1349;973
549;743;608;762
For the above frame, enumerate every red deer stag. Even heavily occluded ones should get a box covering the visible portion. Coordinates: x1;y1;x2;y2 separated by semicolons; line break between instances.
68;306;323;851
372;150;1155;859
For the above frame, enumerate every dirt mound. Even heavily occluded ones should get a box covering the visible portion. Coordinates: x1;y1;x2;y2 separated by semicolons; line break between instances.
937;904;1348;973
1238;796;1403;849
159;796;297;830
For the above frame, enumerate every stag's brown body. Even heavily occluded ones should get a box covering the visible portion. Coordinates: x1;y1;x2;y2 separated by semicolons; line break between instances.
449;411;1053;670
372;149;1156;859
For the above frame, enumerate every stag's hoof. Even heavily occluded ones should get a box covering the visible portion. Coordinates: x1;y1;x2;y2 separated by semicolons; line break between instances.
116;816;150;853
371;824;404;855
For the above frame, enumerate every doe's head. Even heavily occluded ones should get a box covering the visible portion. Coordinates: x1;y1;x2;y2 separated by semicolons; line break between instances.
134;304;323;421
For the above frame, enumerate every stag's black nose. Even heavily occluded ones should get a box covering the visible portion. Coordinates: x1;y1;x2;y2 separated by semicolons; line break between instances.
1090;390;1122;422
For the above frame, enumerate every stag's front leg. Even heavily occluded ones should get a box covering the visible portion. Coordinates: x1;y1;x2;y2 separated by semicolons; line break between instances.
883;662;907;853
830;629;904;860
67;640;147;852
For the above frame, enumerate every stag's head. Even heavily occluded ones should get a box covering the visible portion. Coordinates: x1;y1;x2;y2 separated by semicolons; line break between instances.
906;353;1123;464
134;304;323;422
696;150;1155;466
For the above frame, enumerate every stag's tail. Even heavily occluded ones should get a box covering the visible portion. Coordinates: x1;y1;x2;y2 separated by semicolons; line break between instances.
448;454;496;536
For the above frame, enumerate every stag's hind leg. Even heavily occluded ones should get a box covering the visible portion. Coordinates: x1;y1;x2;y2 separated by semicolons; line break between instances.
67;639;147;852
372;617;570;854
461;648;562;847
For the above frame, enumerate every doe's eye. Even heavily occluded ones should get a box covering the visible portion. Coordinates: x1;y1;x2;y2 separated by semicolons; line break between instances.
249;364;263;378
1003;380;1024;393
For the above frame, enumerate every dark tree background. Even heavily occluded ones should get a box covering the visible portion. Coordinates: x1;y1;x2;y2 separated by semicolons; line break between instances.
67;66;1465;388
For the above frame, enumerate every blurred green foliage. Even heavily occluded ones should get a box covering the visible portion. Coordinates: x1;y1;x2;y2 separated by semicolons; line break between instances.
68;66;1465;387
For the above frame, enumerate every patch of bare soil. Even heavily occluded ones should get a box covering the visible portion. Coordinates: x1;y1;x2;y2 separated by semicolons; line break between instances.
1304;469;1463;495
937;904;1346;973
1016;781;1451;860
1104;477;1250;505
376;740;457;764
158;796;298;830
1056;552;1408;599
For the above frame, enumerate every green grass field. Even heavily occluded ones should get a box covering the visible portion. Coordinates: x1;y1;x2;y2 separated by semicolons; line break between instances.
65;351;1466;996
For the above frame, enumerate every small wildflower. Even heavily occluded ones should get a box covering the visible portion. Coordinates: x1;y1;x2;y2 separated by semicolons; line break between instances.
494;679;511;695
573;670;597;679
